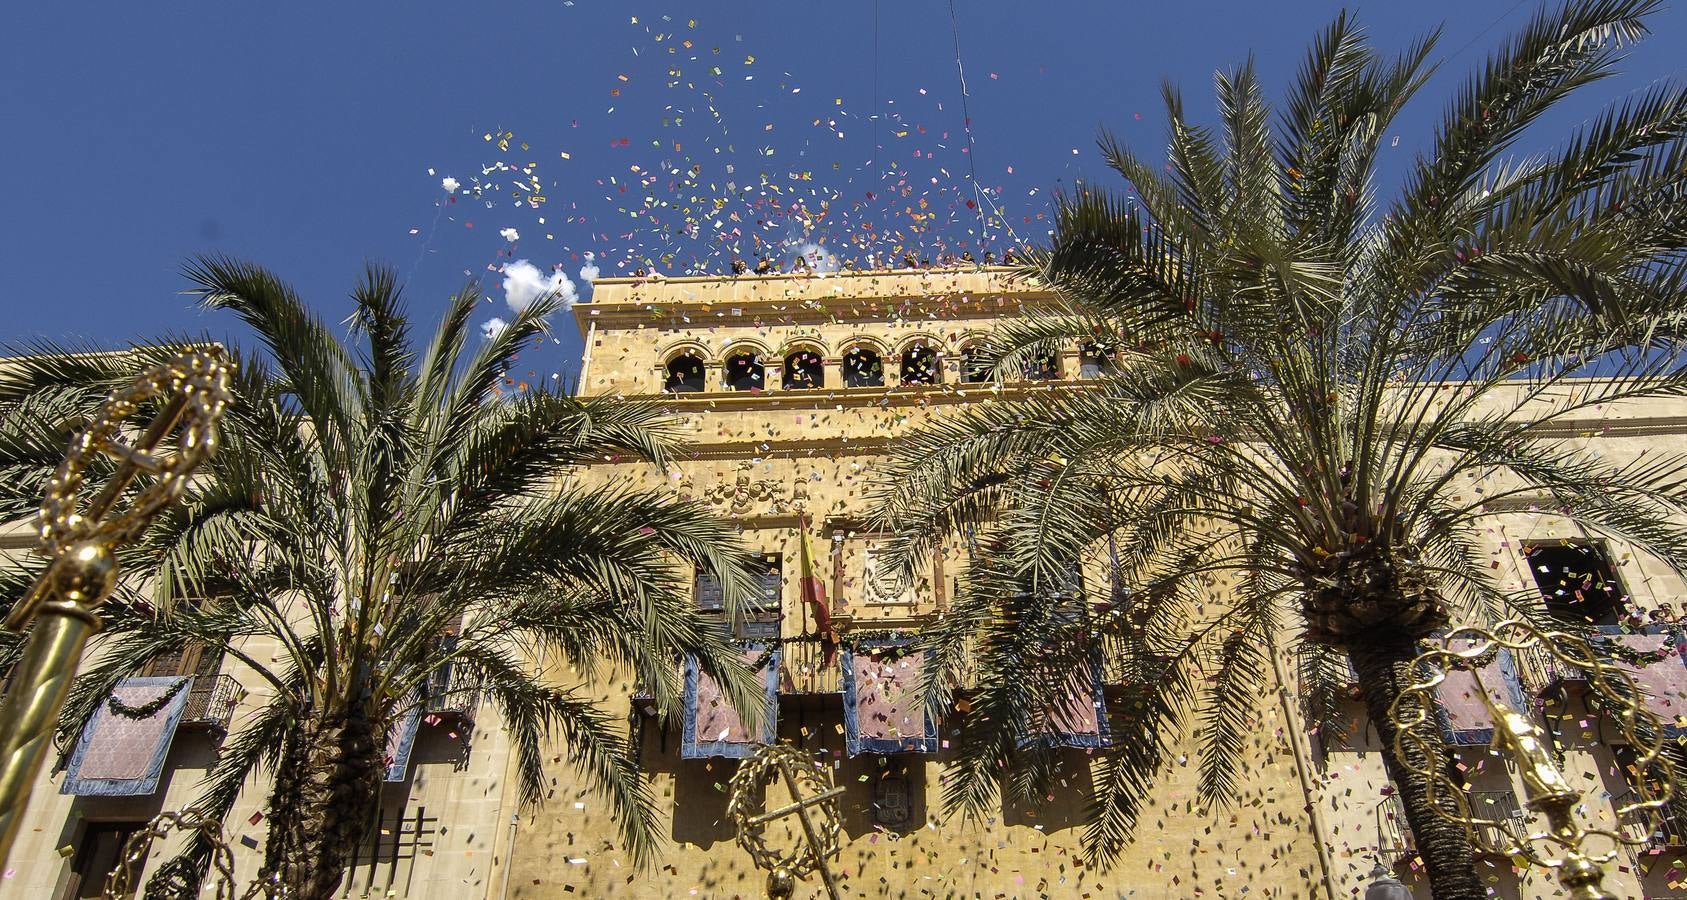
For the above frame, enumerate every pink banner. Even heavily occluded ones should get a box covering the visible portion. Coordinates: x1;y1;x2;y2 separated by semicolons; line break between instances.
693;649;770;746
1610;634;1687;729
1436;640;1520;740
76;681;186;781
852;652;927;743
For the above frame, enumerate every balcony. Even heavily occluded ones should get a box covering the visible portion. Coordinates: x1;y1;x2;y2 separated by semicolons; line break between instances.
1618;788;1687;862
1295;644;1360;692
178;674;241;736
425;673;481;724
1376;791;1526;860
781;638;842;694
1518;642;1591;695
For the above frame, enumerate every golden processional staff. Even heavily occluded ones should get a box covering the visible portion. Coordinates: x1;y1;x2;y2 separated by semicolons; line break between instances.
1388;620;1681;900
0;349;232;873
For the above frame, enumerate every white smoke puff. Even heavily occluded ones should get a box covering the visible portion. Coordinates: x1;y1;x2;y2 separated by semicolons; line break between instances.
579;252;601;282
442;176;460;194
480;317;508;341
501;259;577;312
499;227;520;243
791;242;838;273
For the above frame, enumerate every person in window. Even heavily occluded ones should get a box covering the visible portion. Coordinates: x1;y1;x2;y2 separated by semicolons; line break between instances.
755;256;774;275
731;257;748;275
1001;248;1017;265
902;252;919;270
961;251;976;266
791;255;810;274
983;250;996;265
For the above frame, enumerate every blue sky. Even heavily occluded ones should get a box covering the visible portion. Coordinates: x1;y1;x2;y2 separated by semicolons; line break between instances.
5;1;1686;378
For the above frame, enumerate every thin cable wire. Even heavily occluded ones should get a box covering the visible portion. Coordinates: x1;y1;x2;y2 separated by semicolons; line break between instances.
1444;0;1532;63
946;0;994;246
872;0;881;165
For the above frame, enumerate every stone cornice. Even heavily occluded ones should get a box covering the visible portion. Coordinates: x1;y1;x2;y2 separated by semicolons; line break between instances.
590;403;1687;463
573;268;1054;330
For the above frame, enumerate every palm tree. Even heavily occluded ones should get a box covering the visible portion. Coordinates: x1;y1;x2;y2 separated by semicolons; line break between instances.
868;3;1687;897
0;258;767;900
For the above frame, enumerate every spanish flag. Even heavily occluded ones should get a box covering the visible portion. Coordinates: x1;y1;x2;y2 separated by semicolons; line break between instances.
798;513;837;664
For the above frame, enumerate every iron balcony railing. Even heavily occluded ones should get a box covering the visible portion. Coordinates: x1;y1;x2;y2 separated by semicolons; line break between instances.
425;675;481;723
1617;787;1687;851
1295;644;1360;691
780;637;843;694
1516;625;1682;695
179;674;241;735
1377;791;1526;859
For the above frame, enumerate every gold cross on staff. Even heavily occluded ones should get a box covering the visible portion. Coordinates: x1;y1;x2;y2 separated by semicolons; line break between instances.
728;743;846;900
0;349;233;873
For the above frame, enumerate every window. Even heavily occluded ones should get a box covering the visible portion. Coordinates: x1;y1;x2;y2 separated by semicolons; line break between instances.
664;355;705;393
61;822;148;899
1079;343;1116;379
697;556;782;640
960;346;991;383
783;350;824;389
140;641;221;680
843;347;884;388
1024;348;1061;381
1524;542;1626;627
723;351;765;391
900;344;941;385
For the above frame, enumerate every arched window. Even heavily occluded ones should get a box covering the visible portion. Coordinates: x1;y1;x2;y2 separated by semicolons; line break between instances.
842;346;884;388
783;349;824;389
960;345;991;383
665;355;705;393
900;344;941;385
724;351;765;391
1079;342;1117;379
1025;348;1061;381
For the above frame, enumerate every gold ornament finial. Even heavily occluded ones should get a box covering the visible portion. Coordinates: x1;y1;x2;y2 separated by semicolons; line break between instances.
727;742;845;900
0;348;233;872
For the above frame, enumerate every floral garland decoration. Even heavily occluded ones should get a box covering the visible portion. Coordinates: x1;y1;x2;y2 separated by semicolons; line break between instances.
108;678;191;719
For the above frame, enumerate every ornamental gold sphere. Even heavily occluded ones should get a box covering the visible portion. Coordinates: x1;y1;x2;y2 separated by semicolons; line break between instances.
766;867;796;899
51;541;118;606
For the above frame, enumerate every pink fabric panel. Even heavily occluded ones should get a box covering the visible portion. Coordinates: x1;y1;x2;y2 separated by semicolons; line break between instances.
854;653;926;741
1436;639;1513;733
1032;670;1101;736
693;649;768;745
77;682;183;781
1612;634;1687;725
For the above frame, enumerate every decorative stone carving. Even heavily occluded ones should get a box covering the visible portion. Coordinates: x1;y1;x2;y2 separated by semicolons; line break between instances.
862;544;916;605
702;461;787;514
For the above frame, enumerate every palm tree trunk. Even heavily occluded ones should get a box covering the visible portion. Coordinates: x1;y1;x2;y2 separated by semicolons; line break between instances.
1348;639;1486;900
259;704;386;900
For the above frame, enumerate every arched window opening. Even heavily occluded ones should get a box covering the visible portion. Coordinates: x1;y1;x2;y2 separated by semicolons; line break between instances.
783;350;824;389
960;346;991;383
665;355;705;393
843;347;884;388
900;344;941;385
724;351;766;391
1079;343;1117;379
1025;348;1061;381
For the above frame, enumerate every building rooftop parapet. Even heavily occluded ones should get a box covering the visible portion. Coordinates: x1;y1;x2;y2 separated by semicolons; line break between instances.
573;267;1050;328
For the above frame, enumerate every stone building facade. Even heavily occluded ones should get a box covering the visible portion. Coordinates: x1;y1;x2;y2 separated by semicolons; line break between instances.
501;269;1687;899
